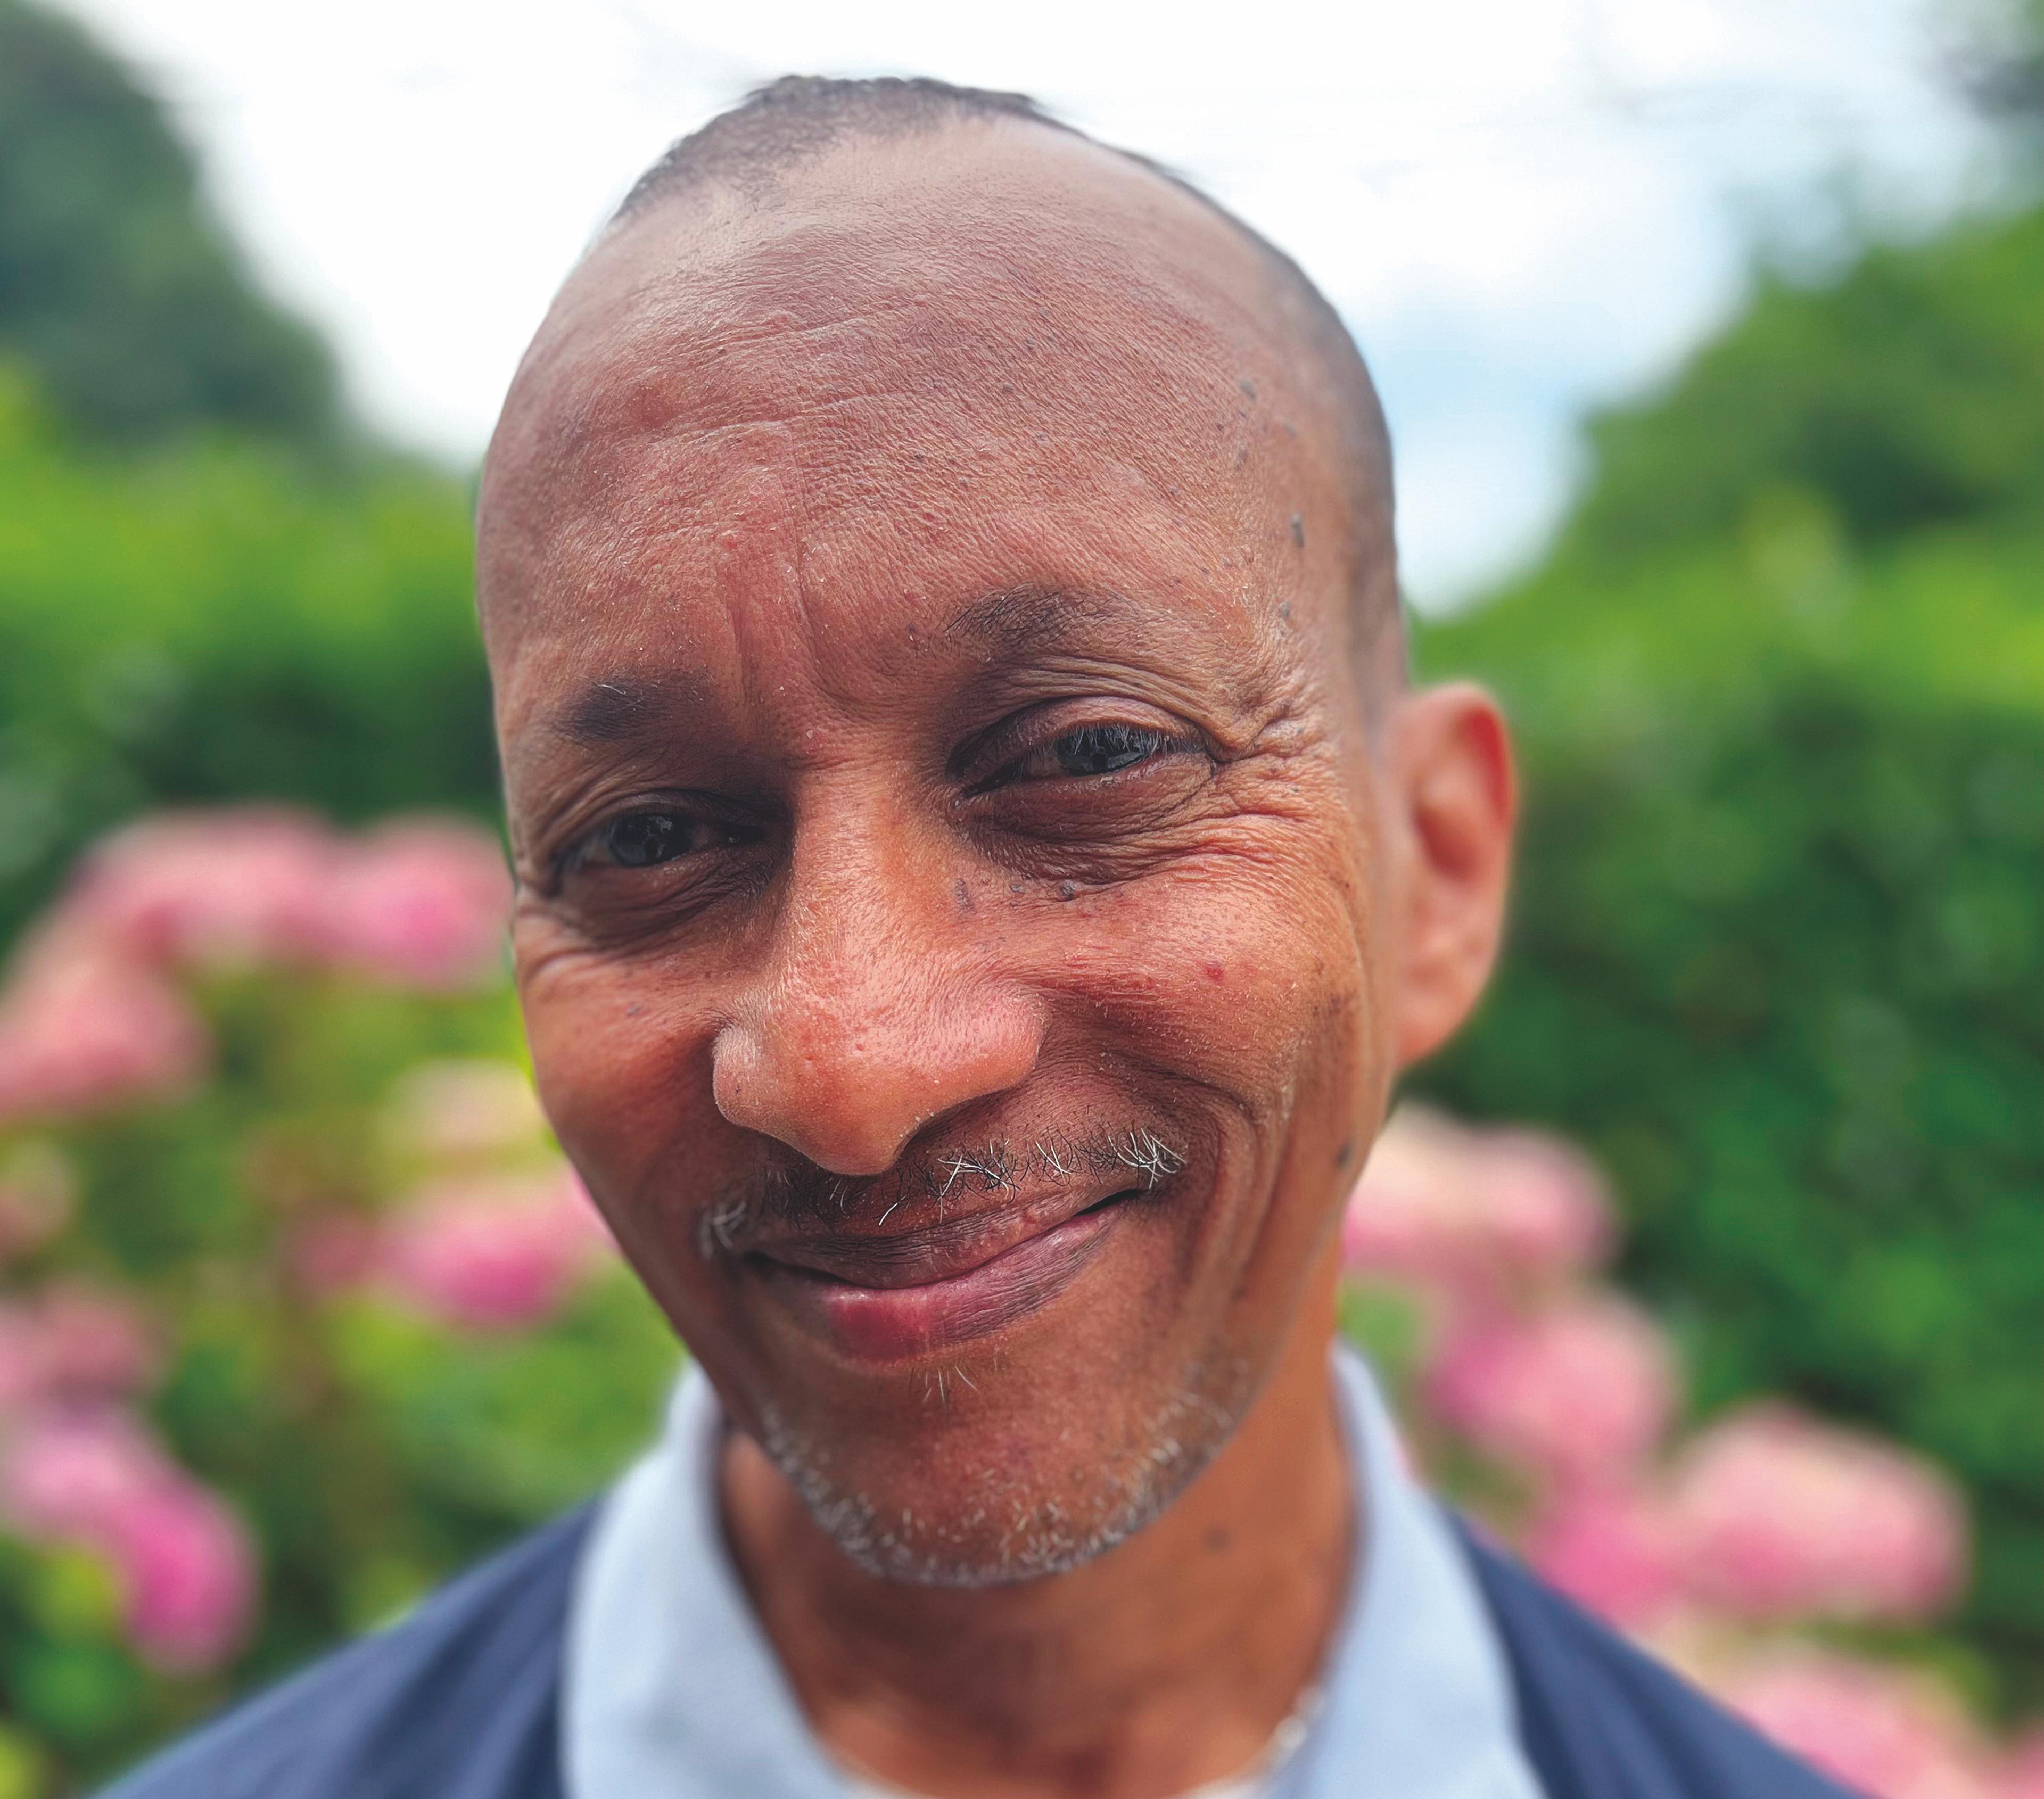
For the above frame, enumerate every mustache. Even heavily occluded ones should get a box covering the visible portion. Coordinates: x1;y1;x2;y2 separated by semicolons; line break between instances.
698;1126;1188;1259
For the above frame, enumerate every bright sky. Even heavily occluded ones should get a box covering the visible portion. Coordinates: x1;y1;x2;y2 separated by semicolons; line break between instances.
67;0;2005;606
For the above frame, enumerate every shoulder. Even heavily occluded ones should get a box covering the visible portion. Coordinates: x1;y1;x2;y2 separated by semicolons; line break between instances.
98;1505;598;1799
1453;1518;1861;1799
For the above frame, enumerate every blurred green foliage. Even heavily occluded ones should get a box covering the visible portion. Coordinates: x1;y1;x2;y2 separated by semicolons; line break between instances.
1413;202;2044;1710
0;381;494;946
0;0;341;451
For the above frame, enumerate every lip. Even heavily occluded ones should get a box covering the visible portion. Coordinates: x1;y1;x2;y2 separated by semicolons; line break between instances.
747;1189;1138;1364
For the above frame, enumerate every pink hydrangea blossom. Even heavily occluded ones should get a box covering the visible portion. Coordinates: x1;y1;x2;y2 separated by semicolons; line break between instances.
1721;1649;1992;1799
1424;1294;1676;1491
0;1407;255;1672
0;928;208;1122
107;1478;258;1671
0;1305;45;1412
52;807;509;993
1342;1107;1612;1302
30;1282;160;1397
1669;1403;1966;1624
0;1287;158;1413
322;820;511;989
1524;1481;1682;1628
1992;1732;2044;1799
0;1406;167;1537
380;1166;612;1330
67;810;336;970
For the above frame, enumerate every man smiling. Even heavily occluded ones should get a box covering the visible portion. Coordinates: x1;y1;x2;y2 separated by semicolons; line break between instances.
108;77;1849;1799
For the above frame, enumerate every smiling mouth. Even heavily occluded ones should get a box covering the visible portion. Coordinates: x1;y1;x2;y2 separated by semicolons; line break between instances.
746;1185;1145;1364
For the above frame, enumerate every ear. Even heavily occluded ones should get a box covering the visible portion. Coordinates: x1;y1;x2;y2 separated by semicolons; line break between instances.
1383;682;1517;1069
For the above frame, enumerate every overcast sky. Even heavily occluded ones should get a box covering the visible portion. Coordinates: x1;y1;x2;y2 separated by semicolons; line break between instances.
65;0;2010;606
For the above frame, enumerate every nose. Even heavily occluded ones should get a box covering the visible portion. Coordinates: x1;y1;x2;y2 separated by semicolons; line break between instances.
710;817;1043;1176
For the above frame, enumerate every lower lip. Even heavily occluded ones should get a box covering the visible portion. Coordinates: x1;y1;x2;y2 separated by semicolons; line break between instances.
753;1202;1127;1364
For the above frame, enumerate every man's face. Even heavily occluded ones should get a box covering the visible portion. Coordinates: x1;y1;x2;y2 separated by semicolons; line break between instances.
481;127;1404;1583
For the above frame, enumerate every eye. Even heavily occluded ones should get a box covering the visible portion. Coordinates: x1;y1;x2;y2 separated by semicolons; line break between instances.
1044;723;1170;778
954;706;1206;810
578;807;761;872
980;722;1182;790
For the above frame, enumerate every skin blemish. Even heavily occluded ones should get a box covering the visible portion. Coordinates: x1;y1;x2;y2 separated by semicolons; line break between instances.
1203;961;1226;983
1335;1140;1354;1169
1058;881;1078;902
954;879;975;913
1291;514;1305;549
1237;378;1257;400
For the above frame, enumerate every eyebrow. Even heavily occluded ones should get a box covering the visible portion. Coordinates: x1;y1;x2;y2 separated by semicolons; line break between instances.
553;675;695;745
944;586;1140;654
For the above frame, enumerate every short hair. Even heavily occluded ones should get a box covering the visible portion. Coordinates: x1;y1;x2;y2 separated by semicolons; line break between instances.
611;75;1402;695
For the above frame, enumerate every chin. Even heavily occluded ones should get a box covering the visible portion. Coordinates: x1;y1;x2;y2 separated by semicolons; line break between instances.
745;1334;1260;1588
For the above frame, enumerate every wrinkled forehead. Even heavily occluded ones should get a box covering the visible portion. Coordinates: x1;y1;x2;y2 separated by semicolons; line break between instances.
477;127;1350;701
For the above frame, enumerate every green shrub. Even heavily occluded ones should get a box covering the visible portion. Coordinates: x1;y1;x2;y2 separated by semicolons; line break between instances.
1415;202;2044;1710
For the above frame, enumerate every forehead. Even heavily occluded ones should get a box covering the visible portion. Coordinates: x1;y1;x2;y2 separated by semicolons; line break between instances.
480;125;1350;724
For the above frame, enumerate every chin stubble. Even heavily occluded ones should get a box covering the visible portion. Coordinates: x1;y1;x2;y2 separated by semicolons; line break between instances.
752;1352;1256;1588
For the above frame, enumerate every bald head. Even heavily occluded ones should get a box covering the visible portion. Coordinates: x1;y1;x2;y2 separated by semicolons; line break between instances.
480;75;1401;702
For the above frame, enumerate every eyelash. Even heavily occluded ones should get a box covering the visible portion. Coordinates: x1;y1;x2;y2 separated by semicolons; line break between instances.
967;720;1189;793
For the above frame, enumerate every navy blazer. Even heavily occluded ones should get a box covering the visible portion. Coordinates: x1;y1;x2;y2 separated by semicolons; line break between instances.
101;1506;1858;1799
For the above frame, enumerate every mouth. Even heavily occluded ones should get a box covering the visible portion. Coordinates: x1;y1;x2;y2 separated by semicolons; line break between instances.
744;1184;1145;1364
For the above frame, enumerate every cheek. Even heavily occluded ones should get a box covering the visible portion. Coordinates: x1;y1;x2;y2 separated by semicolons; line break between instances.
1047;841;1380;1109
514;928;726;1239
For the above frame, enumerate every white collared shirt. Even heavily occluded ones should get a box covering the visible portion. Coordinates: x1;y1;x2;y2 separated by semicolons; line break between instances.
563;1346;1546;1799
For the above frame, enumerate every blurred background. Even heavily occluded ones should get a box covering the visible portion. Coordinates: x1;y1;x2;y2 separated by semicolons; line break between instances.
0;0;2037;1792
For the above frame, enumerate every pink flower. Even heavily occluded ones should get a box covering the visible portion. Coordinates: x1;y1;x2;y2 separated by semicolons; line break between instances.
1342;1107;1611;1302
106;1480;257;1672
67;810;336;970
0;1286;157;1413
0;927;208;1122
55;807;509;991
0;1305;47;1412
0;1406;166;1538
1669;1404;1966;1624
380;1166;612;1330
1424;1294;1677;1490
31;1283;159;1397
1992;1732;2044;1799
323;820;510;989
1524;1481;1681;1628
1721;1649;1992;1799
0;1407;255;1672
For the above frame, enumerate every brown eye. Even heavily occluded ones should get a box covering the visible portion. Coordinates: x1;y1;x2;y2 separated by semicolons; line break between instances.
1046;723;1169;778
596;810;760;869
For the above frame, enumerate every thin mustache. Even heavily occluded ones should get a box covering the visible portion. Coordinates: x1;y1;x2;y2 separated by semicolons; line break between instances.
697;1128;1186;1260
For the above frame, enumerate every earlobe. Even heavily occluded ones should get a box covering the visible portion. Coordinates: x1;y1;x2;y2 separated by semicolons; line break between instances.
1386;683;1518;1069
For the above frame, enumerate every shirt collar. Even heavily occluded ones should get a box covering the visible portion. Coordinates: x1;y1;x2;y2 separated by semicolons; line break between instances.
563;1346;1544;1799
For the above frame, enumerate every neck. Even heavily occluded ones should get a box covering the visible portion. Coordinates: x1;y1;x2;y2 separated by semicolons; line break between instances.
720;1253;1355;1799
